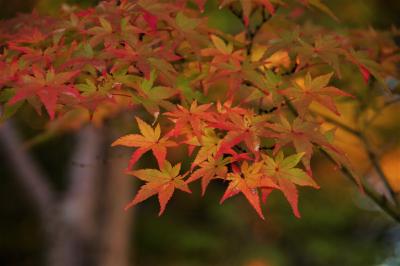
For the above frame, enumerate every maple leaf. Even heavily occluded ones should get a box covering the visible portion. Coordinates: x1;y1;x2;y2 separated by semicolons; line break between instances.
165;101;214;141
9;66;80;119
126;71;177;117
211;112;272;158
220;161;278;219
0;60;19;87
300;0;338;21
186;155;229;195
215;100;249;117
280;72;352;116
201;35;243;60
86;17;119;47
10;27;47;45
185;128;221;169
125;161;191;215
262;152;319;217
142;10;158;31
267;116;342;172
345;49;388;90
105;43;139;73
112;117;177;169
295;35;343;76
75;75;123;120
201;35;244;95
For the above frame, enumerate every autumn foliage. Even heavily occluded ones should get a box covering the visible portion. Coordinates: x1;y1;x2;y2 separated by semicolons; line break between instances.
0;0;399;219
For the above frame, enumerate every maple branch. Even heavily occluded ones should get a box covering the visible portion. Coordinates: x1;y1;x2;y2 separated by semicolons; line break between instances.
246;8;269;43
0;120;56;223
321;149;400;223
314;112;398;206
316;114;360;137
360;134;398;206
243;6;278;55
283;99;400;222
281;62;299;76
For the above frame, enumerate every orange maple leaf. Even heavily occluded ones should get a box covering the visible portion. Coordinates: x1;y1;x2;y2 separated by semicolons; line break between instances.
112;117;177;169
220;161;278;219
125;161;191;215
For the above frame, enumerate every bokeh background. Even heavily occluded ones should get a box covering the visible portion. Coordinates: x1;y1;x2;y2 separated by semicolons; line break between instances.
1;0;400;266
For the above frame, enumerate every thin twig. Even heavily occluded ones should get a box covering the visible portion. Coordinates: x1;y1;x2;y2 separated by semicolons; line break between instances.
316;113;360;137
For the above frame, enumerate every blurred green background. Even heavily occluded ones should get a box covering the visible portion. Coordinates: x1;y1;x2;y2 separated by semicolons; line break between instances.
1;1;400;266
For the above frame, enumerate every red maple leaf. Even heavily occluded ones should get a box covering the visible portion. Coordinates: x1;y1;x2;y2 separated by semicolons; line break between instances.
210;112;272;158
9;66;80;119
165;101;214;141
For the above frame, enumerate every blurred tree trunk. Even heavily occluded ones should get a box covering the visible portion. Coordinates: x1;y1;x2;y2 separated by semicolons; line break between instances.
47;125;104;266
98;128;134;266
0;121;135;266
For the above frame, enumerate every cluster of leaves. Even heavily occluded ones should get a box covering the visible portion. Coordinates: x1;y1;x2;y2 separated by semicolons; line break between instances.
113;102;324;218
0;0;399;219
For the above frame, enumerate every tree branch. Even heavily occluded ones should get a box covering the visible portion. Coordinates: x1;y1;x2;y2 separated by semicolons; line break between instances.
360;134;398;206
246;7;277;55
313;113;360;137
314;112;398;206
321;149;400;223
283;100;400;222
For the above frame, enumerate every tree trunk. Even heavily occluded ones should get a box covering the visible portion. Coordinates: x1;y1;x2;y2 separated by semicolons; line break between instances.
46;125;104;266
0;121;136;266
98;140;134;266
